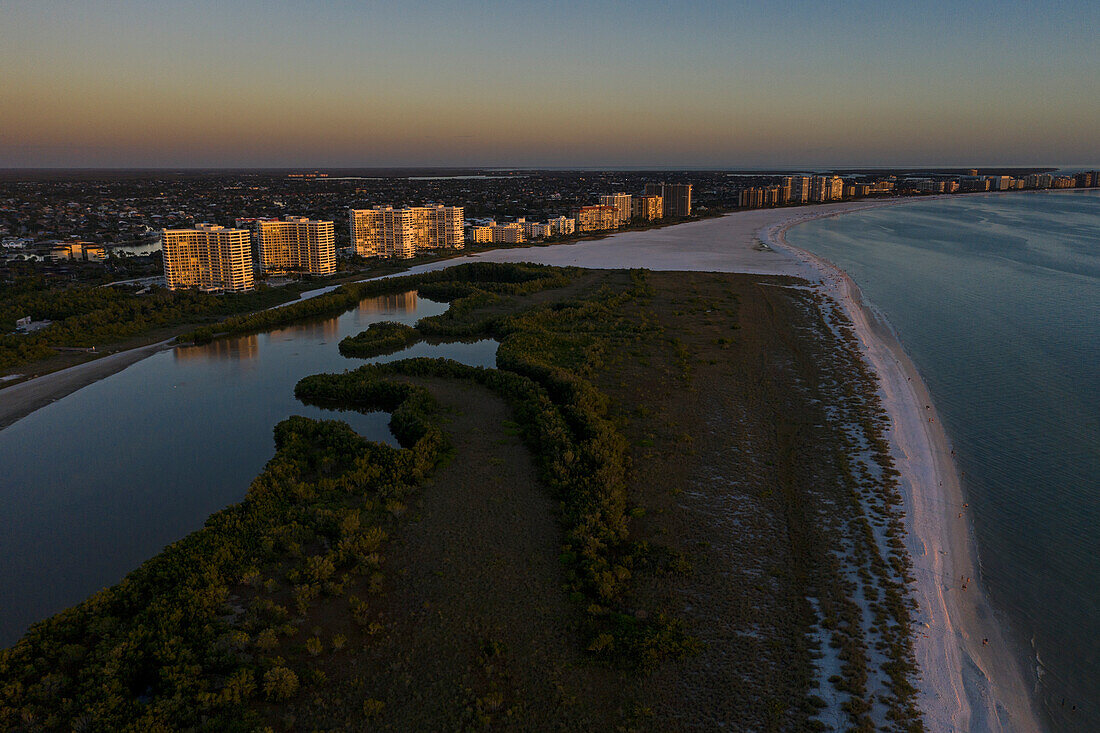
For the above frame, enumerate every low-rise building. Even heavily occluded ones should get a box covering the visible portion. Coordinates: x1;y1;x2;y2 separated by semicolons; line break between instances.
547;216;575;236
490;221;526;243
522;220;553;240
51;241;106;262
467;224;493;243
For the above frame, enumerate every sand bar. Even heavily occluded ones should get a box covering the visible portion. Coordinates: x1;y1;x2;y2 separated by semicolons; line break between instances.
0;338;176;430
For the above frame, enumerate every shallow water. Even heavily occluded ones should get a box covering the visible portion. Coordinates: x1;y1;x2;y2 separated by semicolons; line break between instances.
0;290;498;645
787;191;1100;731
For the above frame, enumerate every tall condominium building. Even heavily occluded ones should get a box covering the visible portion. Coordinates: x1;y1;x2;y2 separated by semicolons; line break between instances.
632;194;663;220
779;177;792;204
644;183;692;216
738;188;764;209
574;205;618;233
161;224;255;292
600;193;633;226
253;216;336;275
828;176;845;200
349;205;464;259
809;176;828;203
789;176;811;204
547;216;575;236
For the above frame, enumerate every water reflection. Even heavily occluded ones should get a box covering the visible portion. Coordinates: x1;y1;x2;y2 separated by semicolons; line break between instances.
361;290;418;313
175;335;260;362
0;290;498;646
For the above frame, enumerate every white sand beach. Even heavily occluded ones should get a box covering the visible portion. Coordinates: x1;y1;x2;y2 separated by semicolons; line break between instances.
0;200;1042;729
762;214;1043;732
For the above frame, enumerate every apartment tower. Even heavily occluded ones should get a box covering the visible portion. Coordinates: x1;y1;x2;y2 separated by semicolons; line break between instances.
349;205;464;259
574;205;618;232
644;183;692;216
161;224;255;292
789;176;811;204
254;216;336;275
632;194;663;221
599;193;633;226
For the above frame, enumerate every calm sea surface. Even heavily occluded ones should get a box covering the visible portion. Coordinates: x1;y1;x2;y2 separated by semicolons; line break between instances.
0;291;498;646
787;191;1100;731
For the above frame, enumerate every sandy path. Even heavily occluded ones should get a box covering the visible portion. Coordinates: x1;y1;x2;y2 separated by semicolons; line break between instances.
764;218;1043;732
0;339;176;430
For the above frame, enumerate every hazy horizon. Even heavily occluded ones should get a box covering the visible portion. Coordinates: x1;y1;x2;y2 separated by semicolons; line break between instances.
2;1;1098;168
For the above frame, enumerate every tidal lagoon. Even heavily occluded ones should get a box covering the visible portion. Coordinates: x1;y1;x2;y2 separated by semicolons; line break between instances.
0;291;498;646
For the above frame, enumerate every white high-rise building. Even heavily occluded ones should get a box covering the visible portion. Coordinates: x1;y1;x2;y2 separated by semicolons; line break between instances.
161;224;254;292
349;205;464;258
600;193;633;226
254;216;336;275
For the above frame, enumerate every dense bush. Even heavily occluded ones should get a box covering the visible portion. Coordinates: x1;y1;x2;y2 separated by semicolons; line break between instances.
0;386;447;729
0;281;300;369
338;321;421;358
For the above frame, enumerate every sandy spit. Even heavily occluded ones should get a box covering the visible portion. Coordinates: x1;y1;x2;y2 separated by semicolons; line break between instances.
0;339;176;430
764;211;1043;732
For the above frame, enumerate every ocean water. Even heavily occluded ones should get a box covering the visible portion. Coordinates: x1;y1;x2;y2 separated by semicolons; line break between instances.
787;191;1100;731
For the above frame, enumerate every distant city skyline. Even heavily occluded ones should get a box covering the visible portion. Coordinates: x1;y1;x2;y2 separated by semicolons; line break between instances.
1;1;1097;168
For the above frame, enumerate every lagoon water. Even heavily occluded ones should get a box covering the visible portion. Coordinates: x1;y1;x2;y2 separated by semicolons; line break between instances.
787;191;1100;731
0;291;498;646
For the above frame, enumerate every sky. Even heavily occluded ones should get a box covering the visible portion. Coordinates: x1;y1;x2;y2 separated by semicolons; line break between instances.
1;0;1097;169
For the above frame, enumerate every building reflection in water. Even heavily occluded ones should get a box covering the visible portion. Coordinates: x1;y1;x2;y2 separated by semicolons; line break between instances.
275;314;341;342
175;334;260;363
358;291;418;314
272;290;420;341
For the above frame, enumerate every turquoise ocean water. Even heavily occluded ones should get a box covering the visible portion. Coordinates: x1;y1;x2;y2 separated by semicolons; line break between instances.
787;191;1099;731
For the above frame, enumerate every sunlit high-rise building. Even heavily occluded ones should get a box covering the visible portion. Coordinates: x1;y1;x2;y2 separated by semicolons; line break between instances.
600;193;633;226
253;216;336;275
828;175;845;200
349;205;464;258
789;176;811;204
779;176;792;204
632;194;663;221
161;224;255;292
644;183;692;216
574;205;618;232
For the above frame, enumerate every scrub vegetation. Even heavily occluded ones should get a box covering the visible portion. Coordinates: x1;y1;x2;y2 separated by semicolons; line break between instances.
0;262;921;731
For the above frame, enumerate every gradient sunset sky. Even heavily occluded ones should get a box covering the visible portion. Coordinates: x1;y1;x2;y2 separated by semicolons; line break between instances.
2;0;1097;168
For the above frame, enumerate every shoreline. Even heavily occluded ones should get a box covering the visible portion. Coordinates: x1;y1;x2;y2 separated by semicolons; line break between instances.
0;338;177;431
764;216;1043;731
